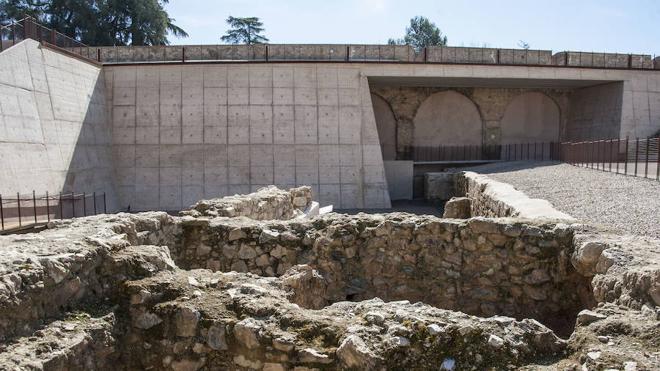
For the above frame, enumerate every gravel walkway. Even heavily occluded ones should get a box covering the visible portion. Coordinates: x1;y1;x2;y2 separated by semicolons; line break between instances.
462;161;660;239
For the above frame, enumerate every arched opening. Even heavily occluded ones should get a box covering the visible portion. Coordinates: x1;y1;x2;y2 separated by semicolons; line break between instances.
413;91;483;147
500;92;560;144
370;93;397;161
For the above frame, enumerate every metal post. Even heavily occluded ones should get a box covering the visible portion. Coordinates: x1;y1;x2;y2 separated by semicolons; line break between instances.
93;192;97;214
634;138;639;176
656;137;660;181
182;46;185;62
534;142;537;160
527;142;530;160
32;190;37;224
616;139;620;174
103;193;107;213
624;137;629;175
644;138;650;179
46;191;50;222
83;192;87;217
17;192;21;227
0;194;4;230
609;139;613;172
71;192;75;218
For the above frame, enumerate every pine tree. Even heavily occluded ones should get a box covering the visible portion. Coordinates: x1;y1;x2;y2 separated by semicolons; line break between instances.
221;16;268;45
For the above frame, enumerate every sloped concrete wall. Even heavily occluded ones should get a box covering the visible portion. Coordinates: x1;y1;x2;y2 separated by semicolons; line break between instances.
0;40;117;209
105;64;391;211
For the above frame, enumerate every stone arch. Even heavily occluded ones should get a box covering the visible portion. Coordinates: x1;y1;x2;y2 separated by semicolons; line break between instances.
371;93;397;161
500;92;561;144
413;91;483;146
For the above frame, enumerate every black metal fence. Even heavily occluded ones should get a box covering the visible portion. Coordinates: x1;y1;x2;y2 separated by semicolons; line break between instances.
562;137;660;180
0;191;106;233
402;137;659;181
402;142;562;162
0;17;89;53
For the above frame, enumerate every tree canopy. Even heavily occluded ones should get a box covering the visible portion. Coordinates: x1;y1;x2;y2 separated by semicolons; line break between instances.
388;16;448;50
0;0;188;46
221;16;268;45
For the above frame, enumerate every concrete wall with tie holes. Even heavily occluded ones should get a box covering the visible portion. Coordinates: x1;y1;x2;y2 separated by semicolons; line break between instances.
104;64;390;211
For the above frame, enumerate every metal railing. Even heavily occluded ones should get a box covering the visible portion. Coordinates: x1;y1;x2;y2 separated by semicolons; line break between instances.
402;142;561;163
2;17;657;69
0;191;107;233
87;44;657;69
562;137;660;181
0;16;88;53
401;138;659;181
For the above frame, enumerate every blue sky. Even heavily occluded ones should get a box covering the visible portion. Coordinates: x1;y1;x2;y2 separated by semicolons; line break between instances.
164;0;659;55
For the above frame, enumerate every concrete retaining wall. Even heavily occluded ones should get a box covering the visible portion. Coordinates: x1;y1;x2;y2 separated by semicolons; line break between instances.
0;40;117;209
105;63;391;211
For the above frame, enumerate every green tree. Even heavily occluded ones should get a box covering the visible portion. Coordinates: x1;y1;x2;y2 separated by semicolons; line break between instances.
0;0;187;46
221;16;268;45
388;16;448;50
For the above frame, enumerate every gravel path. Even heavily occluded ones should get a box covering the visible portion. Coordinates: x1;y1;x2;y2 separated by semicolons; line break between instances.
462;161;660;239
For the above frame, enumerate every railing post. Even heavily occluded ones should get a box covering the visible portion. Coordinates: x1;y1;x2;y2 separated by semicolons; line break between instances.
656;137;660;181
71;192;76;218
17;192;21;227
634;138;639;177
0;194;4;231
624;137;629;175
32;190;37;224
93;192;97;214
527;142;530;160
46;191;50;222
657;137;660;181
644;137;650;179
609;139;613;172
103;193;107;213
616;139;620;174
83;192;87;217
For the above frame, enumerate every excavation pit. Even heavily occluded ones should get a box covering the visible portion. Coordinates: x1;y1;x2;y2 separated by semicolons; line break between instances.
175;212;594;338
1;184;658;370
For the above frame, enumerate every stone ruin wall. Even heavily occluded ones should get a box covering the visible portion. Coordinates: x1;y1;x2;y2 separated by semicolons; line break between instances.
1;183;659;370
181;185;313;220
175;213;591;333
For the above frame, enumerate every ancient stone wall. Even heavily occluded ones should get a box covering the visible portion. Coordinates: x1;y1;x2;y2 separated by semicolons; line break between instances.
181;185;312;220
456;171;575;220
0;183;659;369
371;86;571;155
176;213;590;331
0;212;179;341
